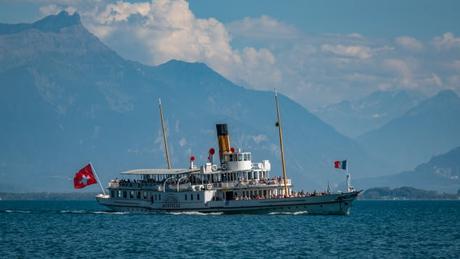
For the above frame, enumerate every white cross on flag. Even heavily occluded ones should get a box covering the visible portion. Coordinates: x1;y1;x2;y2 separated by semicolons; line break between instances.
73;164;97;189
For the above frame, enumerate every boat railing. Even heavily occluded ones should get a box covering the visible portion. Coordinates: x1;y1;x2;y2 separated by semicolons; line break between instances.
108;177;292;190
108;180;162;190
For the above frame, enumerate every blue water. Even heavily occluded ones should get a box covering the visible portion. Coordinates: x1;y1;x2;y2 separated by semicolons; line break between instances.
0;201;459;258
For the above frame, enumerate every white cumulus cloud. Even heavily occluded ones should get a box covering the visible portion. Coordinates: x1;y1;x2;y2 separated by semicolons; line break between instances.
395;36;423;51
433;32;460;50
80;0;282;90
320;44;373;59
383;59;415;88
227;15;300;40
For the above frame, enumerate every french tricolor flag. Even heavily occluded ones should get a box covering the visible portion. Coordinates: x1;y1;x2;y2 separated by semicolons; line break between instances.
334;160;347;170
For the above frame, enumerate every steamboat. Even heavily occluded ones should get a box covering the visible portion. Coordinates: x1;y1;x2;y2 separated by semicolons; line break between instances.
96;93;360;214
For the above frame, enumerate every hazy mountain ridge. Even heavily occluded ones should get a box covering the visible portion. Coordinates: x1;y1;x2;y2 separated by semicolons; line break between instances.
314;90;425;137
357;90;460;171
355;146;460;193
0;11;81;35
360;186;459;200
0;12;380;192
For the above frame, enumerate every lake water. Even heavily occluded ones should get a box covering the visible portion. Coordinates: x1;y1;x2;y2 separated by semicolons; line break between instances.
1;200;459;258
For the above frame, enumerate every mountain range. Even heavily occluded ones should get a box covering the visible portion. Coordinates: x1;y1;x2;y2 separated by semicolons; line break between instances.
357;89;460;171
314;90;425;138
355;146;460;193
0;12;379;192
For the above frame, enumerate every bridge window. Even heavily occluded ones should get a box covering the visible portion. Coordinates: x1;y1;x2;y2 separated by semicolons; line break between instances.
237;154;243;161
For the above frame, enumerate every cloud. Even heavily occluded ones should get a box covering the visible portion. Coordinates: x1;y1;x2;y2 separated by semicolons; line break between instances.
382;59;415;88
97;1;150;23
251;134;268;144
227;15;300;40
83;0;281;90
33;1;460;107
427;73;443;87
39;4;76;15
433;32;460;50
395;36;423;51
320;44;372;59
450;60;460;70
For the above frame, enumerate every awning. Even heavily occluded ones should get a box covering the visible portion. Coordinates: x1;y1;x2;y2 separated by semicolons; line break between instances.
120;168;200;175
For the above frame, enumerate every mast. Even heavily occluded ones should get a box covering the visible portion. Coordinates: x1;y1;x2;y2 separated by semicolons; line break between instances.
89;162;106;195
274;90;289;197
158;98;172;169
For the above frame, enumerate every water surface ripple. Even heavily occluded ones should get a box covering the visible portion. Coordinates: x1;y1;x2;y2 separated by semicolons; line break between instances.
0;200;459;258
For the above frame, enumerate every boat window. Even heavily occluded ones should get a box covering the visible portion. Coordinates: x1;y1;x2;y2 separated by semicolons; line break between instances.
238;154;242;161
159;194;161;200
191;194;193;200
197;193;200;200
137;192;141;199
118;190;122;198
143;191;147;199
130;191;134;199
185;194;187;201
123;191;127;198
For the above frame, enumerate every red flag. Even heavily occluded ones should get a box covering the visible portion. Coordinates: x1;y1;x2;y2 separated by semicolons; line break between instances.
334;160;341;169
74;164;97;189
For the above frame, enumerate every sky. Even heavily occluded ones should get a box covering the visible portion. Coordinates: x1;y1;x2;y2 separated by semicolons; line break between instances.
1;0;460;108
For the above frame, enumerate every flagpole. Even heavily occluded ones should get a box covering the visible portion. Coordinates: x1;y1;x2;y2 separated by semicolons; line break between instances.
159;98;172;169
274;89;289;197
346;159;351;192
90;162;106;195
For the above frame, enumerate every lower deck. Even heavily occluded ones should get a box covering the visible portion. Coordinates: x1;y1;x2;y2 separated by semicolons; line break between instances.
96;191;360;215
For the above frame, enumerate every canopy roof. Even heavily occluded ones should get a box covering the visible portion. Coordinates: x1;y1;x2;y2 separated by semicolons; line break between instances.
120;168;200;175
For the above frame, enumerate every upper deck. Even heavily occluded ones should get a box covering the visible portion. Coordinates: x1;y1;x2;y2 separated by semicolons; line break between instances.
107;123;293;198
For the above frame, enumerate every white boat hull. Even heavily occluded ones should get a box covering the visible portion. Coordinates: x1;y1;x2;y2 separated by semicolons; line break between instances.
96;191;360;215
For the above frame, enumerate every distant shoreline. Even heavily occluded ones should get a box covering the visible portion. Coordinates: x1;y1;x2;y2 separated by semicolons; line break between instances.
359;186;460;200
0;192;99;201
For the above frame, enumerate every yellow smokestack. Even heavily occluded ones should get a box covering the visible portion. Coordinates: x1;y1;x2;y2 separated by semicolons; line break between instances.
216;124;231;163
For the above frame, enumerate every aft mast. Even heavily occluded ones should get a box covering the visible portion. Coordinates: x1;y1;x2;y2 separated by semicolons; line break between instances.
274;90;289;197
158;98;172;169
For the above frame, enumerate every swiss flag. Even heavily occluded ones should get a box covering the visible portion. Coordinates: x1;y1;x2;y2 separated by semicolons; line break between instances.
74;164;97;189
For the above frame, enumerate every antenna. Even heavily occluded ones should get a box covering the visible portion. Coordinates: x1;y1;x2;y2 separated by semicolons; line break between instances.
274;89;289;197
158;98;172;169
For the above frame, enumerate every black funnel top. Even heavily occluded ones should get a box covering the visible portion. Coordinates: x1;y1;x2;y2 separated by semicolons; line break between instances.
216;124;228;136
